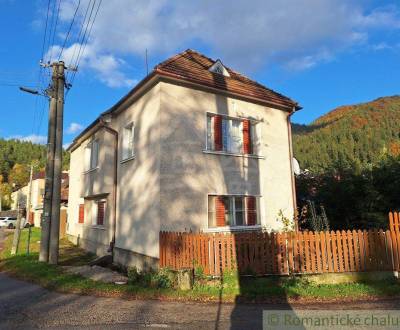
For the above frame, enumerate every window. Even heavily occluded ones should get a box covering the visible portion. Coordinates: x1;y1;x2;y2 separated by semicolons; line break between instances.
97;201;105;226
206;114;260;155
122;123;135;160
85;140;99;171
78;204;85;224
92;200;106;226
208;195;260;228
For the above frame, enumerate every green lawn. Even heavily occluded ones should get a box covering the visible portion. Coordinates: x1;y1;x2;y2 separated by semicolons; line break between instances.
1;228;400;302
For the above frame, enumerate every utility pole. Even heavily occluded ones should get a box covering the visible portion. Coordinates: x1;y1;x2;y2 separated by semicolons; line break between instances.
26;165;33;255
21;61;73;263
49;62;65;265
11;192;22;255
26;165;33;226
39;63;58;263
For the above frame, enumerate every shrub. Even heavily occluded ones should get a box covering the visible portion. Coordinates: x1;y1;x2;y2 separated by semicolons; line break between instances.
127;266;175;289
194;265;205;279
127;266;141;284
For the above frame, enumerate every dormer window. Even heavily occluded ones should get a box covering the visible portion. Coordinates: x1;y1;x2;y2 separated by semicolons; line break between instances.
209;60;230;77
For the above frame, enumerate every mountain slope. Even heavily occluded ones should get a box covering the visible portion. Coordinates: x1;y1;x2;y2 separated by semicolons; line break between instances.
292;95;400;173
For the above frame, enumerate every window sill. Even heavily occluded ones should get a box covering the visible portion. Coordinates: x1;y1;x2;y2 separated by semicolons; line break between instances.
83;167;99;175
202;150;264;159
120;155;136;164
203;225;262;233
91;225;106;230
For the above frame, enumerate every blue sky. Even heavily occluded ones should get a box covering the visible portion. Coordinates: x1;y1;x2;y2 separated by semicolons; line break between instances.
0;0;399;146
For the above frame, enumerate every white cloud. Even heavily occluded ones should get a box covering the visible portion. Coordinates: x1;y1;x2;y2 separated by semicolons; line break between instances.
43;0;400;83
7;135;47;144
45;44;135;88
66;122;84;134
285;49;334;71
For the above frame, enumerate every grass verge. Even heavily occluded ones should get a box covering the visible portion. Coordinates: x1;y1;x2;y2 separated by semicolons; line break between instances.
1;228;400;303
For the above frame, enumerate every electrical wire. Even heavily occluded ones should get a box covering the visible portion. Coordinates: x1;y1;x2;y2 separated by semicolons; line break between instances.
48;0;62;62
58;0;81;60
67;0;92;67
69;0;102;87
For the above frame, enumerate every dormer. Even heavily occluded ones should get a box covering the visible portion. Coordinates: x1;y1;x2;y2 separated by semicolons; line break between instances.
208;59;230;77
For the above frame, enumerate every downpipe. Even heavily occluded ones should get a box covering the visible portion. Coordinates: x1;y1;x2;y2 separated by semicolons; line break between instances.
99;117;118;259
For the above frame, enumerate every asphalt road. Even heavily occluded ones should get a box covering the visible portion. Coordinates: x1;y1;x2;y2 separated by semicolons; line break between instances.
1;228;400;329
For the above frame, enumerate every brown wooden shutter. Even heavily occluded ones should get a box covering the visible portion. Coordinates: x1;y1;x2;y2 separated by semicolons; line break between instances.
29;212;34;225
215;196;226;227
78;204;85;224
243;119;252;154
246;196;257;225
97;201;105;226
214;115;223;151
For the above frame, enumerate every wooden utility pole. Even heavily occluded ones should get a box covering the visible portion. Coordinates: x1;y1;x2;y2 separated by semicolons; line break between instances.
38;61;73;264
26;165;33;226
39;63;58;263
11;192;22;255
49;62;65;265
26;165;33;255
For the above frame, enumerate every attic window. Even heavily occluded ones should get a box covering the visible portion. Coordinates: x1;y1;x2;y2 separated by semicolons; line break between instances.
209;60;230;77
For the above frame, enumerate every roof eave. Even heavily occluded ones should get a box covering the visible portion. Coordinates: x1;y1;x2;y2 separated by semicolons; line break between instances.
155;68;300;112
67;72;159;152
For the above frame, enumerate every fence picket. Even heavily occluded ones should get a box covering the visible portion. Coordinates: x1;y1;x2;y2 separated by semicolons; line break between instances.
347;230;355;271
315;232;323;273
391;230;399;271
159;220;400;276
320;232;327;273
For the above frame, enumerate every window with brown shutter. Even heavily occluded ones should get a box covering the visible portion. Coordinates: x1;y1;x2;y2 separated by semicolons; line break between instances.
97;201;105;226
242;119;252;154
78;204;85;224
208;195;259;228
206;114;258;155
215;196;226;227
214;115;223;151
246;196;257;226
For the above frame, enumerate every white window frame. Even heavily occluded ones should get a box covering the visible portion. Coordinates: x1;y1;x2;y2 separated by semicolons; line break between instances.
92;199;106;227
84;140;99;172
122;123;135;161
207;194;260;229
205;112;262;157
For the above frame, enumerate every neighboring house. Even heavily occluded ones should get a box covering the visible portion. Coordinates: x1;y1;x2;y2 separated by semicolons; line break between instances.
11;171;69;228
66;49;301;269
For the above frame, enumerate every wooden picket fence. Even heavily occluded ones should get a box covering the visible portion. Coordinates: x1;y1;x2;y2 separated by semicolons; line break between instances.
159;212;400;276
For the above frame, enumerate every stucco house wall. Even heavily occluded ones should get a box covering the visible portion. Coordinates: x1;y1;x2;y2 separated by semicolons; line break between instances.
159;82;294;233
66;50;298;270
67;84;161;265
67;80;295;269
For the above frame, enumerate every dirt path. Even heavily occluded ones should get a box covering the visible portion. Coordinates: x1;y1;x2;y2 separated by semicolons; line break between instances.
1;272;400;330
1;229;400;329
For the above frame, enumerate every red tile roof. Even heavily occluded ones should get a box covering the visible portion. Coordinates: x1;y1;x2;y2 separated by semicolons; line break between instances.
154;49;300;110
69;50;300;151
33;171;69;181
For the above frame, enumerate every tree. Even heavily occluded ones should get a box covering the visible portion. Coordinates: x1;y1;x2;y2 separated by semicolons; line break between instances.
8;163;29;190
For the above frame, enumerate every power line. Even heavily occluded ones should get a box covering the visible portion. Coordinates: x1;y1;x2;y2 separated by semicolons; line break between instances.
33;0;54;138
66;0;92;83
48;0;62;62
0;83;39;87
40;0;52;63
69;0;102;87
58;0;81;60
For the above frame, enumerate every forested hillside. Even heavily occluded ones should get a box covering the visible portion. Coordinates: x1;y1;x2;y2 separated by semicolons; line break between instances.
293;96;400;230
0;139;69;209
293;96;400;173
